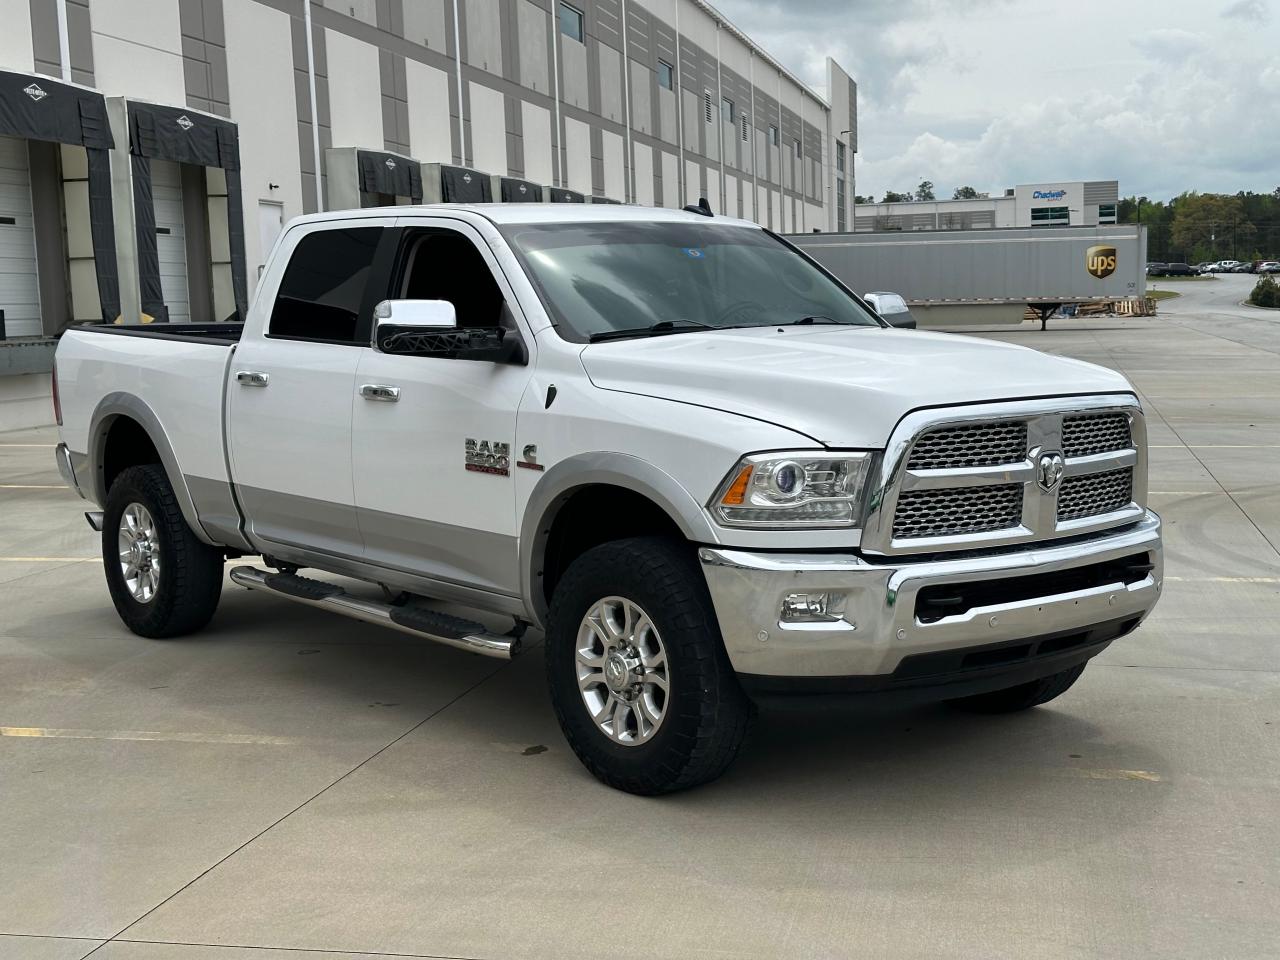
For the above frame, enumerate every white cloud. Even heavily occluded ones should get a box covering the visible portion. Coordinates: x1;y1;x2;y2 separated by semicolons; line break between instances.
1221;0;1268;19
713;0;1280;201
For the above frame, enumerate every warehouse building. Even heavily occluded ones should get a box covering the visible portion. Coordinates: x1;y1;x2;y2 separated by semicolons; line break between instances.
854;180;1119;233
0;0;857;366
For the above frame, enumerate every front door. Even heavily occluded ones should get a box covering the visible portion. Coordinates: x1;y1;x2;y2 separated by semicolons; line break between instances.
227;222;384;558
351;219;535;597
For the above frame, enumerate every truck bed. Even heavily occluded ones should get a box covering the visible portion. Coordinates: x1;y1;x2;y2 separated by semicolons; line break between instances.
67;322;245;344
55;324;239;505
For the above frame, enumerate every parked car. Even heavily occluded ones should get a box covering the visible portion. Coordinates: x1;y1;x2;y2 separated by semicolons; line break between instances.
862;291;917;328
53;204;1164;795
1217;260;1242;272
1146;262;1168;276
1164;263;1196;276
1258;261;1280;274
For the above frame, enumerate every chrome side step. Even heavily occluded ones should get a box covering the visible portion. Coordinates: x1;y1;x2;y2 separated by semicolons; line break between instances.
228;565;521;660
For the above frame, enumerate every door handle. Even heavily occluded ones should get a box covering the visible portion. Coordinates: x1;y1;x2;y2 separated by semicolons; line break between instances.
236;371;270;387
360;383;401;402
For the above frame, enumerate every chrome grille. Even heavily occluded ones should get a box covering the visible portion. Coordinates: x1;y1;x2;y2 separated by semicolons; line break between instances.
1058;468;1133;521
1063;413;1131;458
866;399;1148;555
893;483;1023;540
907;422;1027;470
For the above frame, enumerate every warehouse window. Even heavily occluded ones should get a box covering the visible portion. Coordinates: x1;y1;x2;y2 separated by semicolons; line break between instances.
794;138;801;158
836;141;845;173
1098;203;1117;223
558;3;584;43
741;114;750;142
1030;206;1070;225
836;178;847;232
721;97;734;124
703;91;713;123
768;124;778;146
657;59;673;90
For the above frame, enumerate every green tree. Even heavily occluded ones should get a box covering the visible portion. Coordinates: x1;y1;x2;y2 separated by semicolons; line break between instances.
1170;192;1255;260
952;185;980;199
914;180;936;201
882;190;911;203
854;194;874;204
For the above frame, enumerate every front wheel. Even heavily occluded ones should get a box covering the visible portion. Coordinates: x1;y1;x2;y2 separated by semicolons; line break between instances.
103;464;224;638
946;663;1087;714
545;537;752;795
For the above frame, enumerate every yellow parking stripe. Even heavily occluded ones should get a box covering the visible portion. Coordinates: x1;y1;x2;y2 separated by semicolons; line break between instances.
1;726;297;745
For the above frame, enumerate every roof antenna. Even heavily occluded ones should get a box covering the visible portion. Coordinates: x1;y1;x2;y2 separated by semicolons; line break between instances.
683;196;714;217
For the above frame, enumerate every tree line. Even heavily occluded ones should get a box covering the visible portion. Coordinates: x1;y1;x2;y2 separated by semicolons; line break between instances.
851;183;1280;260
1118;190;1280;263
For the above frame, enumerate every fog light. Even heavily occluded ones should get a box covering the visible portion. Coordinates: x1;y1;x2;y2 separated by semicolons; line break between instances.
780;592;847;623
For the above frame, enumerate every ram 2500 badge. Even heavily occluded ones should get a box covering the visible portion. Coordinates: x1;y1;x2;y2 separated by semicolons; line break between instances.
53;204;1162;794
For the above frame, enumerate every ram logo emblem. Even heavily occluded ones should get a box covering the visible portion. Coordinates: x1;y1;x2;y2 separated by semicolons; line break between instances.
1037;451;1065;492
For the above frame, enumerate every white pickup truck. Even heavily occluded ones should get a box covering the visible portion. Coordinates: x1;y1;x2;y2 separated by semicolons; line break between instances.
53;204;1163;794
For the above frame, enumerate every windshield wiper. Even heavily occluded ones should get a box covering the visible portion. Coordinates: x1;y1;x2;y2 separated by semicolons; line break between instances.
779;315;858;326
588;318;718;343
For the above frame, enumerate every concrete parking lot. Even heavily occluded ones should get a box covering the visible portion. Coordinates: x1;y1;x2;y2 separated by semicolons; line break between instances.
2;272;1278;960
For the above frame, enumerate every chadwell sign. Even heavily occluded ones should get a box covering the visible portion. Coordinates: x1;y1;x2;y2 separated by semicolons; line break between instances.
1086;244;1117;279
1032;189;1067;200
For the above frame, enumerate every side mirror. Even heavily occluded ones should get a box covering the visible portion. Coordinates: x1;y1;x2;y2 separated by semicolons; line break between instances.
374;298;457;332
373;298;525;364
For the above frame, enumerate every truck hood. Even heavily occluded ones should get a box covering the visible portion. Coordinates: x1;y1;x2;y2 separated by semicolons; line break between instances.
580;326;1134;448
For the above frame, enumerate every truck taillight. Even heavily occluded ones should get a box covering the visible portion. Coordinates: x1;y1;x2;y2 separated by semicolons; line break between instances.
51;365;63;426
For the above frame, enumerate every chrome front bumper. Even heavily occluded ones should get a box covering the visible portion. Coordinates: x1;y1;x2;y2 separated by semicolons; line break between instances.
700;511;1162;679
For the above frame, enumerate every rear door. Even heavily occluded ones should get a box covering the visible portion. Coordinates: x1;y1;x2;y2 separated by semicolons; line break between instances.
350;218;535;596
0;135;40;338
150;159;189;323
227;220;385;558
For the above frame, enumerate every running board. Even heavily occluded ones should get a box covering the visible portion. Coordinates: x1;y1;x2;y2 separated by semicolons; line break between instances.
228;566;520;660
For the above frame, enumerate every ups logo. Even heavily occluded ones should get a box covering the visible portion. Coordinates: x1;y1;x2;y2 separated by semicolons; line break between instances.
1086;245;1117;279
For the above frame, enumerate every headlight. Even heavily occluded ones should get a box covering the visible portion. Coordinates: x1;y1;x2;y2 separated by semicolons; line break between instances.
710;451;874;528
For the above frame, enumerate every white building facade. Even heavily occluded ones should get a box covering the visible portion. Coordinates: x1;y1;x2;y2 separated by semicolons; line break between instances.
0;0;858;341
854;180;1118;233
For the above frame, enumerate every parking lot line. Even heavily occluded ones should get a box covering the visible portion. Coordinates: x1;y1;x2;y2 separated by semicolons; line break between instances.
0;557;99;562
0;726;298;746
0;484;66;489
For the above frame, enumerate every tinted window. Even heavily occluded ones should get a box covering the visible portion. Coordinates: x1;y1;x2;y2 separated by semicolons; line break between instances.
397;230;505;330
657;60;673;90
559;3;583;42
502;221;880;343
270;227;381;343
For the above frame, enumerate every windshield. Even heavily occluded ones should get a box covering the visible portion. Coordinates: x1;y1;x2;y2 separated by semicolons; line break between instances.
500;221;882;342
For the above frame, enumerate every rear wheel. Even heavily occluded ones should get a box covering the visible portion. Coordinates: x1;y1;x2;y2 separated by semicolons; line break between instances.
946;663;1087;714
545;537;752;795
103;464;224;638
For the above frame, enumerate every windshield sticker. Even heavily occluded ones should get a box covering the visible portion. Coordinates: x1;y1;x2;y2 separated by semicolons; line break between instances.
681;248;705;259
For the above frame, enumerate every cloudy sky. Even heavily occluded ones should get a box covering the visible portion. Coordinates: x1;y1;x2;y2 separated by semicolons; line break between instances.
713;0;1280;202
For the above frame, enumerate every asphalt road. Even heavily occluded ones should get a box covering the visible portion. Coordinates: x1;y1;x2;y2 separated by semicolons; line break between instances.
2;278;1278;959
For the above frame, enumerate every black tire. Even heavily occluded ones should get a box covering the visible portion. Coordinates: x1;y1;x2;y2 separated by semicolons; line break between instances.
102;464;224;638
545;537;752;795
946;662;1087;714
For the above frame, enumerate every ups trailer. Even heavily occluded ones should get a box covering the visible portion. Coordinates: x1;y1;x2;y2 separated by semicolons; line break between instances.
789;224;1148;328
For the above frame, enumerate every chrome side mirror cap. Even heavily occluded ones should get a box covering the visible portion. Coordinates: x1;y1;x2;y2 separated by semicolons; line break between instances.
373;299;457;331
